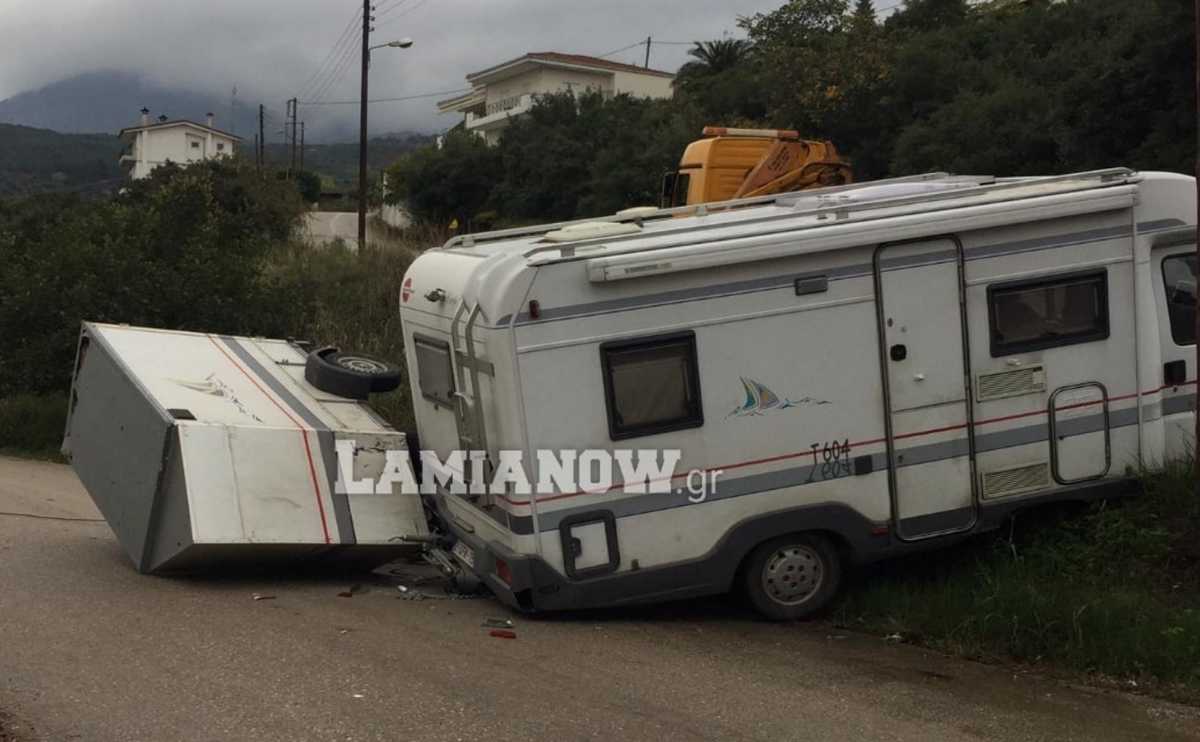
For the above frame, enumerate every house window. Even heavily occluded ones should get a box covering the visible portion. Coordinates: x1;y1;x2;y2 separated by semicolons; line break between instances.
1162;253;1197;345
413;336;455;407
190;141;200;150
216;143;225;152
988;270;1109;356
601;332;703;440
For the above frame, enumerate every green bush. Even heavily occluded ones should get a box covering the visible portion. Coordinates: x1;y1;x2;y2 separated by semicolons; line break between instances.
0;160;306;397
0;393;68;459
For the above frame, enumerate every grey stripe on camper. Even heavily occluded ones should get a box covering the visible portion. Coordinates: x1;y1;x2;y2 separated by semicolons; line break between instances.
218;336;358;545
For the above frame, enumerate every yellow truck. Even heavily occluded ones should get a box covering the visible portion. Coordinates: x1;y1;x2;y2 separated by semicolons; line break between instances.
660;126;853;207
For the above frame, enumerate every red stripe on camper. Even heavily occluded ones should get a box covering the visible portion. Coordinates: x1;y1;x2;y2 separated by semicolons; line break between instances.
206;335;332;545
494;379;1198;508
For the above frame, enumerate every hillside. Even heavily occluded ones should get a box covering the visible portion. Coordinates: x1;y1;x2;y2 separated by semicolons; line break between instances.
0;123;123;196
262;133;433;188
0;70;259;138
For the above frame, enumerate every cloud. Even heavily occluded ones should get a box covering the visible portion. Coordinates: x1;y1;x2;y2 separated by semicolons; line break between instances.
0;0;781;134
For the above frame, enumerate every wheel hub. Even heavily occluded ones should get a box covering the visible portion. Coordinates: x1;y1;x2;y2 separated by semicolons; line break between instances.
337;356;386;374
762;544;823;605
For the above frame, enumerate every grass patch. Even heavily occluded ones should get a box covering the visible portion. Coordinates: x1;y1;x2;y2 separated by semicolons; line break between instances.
834;460;1200;698
0;392;67;460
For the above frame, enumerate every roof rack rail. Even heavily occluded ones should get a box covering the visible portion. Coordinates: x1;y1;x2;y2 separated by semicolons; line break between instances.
523;167;1138;264
442;171;957;250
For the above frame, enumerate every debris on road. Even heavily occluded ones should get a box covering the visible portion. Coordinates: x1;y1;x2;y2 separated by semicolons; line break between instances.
337;584;368;598
488;629;517;640
251;593;276;601
482;617;513;629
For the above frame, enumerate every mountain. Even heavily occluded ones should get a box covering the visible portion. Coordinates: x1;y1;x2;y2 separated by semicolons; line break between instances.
0;70;426;144
0;123;122;196
0;70;261;138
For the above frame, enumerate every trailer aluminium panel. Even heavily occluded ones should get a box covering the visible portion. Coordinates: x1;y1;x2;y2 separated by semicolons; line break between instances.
63;323;428;573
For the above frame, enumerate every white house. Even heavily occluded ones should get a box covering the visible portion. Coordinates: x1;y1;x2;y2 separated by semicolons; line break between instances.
118;109;241;179
437;52;675;145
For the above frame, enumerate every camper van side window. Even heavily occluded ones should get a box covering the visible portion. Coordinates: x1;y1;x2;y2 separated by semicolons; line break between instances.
413;336;455;407
987;271;1109;356
601;332;703;440
1162;254;1198;346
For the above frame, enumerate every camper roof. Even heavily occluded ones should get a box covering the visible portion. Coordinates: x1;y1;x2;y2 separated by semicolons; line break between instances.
440;168;1140;272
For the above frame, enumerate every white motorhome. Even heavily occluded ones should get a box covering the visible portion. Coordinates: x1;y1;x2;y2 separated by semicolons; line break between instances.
396;168;1197;618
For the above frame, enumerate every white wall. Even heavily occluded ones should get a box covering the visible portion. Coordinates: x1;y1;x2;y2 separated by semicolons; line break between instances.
131;125;237;179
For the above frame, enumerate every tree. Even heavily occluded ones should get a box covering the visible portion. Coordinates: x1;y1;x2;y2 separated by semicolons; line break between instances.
384;130;501;228
674;39;753;86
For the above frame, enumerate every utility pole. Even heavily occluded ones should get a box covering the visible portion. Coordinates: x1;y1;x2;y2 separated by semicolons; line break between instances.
258;104;265;172
358;0;371;250
288;97;299;176
644;36;652;68
300;122;305;172
253;133;260;173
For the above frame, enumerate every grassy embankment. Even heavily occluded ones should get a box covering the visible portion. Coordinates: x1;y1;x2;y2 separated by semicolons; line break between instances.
834;459;1200;701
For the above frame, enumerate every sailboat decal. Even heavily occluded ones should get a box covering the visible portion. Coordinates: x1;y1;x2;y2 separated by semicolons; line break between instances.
729;377;830;417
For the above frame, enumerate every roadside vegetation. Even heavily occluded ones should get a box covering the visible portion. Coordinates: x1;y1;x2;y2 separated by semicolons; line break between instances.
388;0;1193;227
0;159;422;456
834;461;1200;700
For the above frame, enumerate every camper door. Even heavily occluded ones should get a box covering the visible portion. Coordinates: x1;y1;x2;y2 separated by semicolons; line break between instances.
874;238;977;540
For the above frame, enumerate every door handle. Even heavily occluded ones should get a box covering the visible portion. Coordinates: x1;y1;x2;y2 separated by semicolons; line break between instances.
890;344;907;361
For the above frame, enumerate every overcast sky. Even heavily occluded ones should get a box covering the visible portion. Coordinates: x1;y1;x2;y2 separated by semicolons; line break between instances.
0;0;789;134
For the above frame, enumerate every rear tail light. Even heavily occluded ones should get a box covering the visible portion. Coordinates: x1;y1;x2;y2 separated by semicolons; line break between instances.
495;558;512;585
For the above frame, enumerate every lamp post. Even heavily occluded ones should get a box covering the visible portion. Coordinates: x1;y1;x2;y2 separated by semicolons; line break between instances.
358;29;414;250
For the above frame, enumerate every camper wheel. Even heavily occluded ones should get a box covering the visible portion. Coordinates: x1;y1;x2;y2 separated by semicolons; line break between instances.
305;346;403;400
742;533;842;621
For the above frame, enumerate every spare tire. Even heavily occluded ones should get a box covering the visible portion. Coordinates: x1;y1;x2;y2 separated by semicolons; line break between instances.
305;346;402;400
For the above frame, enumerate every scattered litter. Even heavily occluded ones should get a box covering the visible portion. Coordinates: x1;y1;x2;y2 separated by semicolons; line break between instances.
482;617;514;629
884;633;903;643
397;585;409;594
337;584;368;598
251;593;276;601
352;693;365;699
826;634;847;641
489;629;517;640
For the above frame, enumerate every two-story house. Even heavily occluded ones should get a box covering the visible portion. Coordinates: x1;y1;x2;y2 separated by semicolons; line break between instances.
118;109;241;179
437;52;675;145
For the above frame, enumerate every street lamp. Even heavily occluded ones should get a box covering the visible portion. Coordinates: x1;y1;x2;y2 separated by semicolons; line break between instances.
358;29;414;250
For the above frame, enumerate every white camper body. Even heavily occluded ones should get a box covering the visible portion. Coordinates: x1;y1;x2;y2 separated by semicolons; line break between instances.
398;169;1197;613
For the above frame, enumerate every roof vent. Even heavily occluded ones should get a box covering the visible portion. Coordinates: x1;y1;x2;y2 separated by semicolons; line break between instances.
544;221;641;243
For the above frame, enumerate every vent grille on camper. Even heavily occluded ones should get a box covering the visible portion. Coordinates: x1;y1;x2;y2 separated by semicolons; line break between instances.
982;462;1050;499
976;364;1046;402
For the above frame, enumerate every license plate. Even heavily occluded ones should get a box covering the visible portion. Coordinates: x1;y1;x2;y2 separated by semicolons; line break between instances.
452;540;476;570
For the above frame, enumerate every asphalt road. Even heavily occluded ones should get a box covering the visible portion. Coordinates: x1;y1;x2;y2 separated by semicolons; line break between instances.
1;455;1198;742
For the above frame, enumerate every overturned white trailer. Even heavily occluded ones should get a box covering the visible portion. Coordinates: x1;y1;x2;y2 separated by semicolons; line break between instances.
398;168;1198;619
63;324;428;573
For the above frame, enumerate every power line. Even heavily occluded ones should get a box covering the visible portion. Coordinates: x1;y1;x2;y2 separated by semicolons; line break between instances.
596;41;645;58
375;0;413;19
300;87;471;106
374;0;430;29
306;30;363;104
298;5;364;100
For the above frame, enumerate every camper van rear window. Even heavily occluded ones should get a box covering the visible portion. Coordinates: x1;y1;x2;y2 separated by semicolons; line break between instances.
413;336;455;407
987;270;1109;356
600;332;703;440
1162;254;1198;346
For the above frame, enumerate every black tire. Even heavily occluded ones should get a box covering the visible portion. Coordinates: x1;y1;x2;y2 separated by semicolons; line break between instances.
742;533;842;621
305;346;402;400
